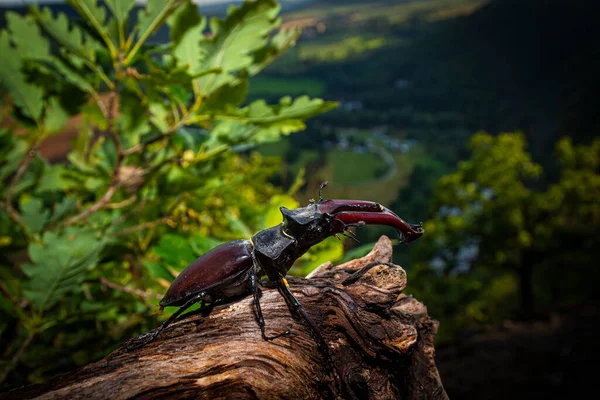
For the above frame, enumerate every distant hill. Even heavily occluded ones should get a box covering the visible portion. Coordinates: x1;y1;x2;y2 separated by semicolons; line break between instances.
280;0;600;162
438;0;599;151
2;0;597;162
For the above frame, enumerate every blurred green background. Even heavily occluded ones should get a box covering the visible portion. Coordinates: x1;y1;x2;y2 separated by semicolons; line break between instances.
1;0;598;398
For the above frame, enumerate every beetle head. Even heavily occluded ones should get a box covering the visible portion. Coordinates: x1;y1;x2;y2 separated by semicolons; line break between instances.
280;203;331;247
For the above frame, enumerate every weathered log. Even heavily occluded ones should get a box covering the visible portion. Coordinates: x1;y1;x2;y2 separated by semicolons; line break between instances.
2;236;447;400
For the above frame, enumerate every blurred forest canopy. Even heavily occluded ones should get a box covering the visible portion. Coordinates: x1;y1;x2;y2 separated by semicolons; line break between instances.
408;132;600;341
0;0;340;389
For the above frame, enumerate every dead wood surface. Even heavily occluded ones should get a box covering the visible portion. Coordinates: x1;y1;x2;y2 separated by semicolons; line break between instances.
2;236;447;400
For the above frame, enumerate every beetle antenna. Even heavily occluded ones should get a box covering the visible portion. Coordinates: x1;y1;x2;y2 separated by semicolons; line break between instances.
318;181;329;203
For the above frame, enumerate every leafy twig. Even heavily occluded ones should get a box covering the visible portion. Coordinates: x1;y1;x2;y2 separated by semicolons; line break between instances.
64;185;118;226
89;91;109;122
99;277;162;300
29;6;115;90
121;133;171;157
120;105;212;157
121;121;184;156
2;142;42;231
0;331;35;385
106;91;122;155
6;144;40;206
65;85;125;226
110;217;174;237
123;0;182;66
0;201;27;232
0;281;14;303
68;0;118;59
104;195;137;209
109;199;148;227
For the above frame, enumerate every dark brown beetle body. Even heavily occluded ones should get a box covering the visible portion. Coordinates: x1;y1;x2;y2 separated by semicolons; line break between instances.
126;183;424;351
159;240;254;308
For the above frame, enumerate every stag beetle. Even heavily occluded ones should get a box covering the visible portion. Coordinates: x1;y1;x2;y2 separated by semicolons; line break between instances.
126;182;424;351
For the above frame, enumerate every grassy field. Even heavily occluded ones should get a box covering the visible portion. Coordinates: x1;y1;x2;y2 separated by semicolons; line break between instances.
303;143;419;207
267;0;486;74
324;149;388;183
258;131;417;207
285;0;487;24
298;35;392;63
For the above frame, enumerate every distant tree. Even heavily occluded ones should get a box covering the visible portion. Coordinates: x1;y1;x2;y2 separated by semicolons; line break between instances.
0;0;338;388
408;132;600;337
534;137;600;305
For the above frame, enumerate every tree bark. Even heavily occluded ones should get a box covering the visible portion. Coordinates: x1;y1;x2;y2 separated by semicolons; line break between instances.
2;236;447;400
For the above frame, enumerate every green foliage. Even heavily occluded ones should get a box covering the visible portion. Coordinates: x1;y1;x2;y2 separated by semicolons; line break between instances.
0;0;338;388
0;30;45;121
196;0;281;96
23;227;107;312
408;133;600;340
167;0;206;75
20;197;50;234
31;5;101;65
422;132;542;270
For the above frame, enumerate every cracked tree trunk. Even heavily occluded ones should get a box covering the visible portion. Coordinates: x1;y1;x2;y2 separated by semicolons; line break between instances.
2;236;447;400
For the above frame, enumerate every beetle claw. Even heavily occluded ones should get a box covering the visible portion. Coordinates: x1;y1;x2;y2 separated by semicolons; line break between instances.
340;229;360;244
124;330;159;351
262;323;294;341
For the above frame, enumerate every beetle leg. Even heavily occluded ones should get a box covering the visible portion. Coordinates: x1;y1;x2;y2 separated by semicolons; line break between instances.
276;277;329;356
276;276;344;392
249;262;293;341
125;291;207;351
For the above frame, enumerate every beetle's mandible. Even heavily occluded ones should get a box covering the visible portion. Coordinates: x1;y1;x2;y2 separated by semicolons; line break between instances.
125;182;424;351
